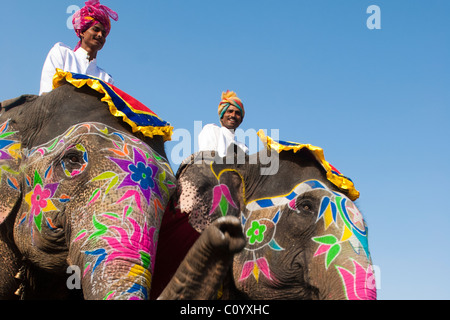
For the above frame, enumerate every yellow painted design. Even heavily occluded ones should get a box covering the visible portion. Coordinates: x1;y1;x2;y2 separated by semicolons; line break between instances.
253;263;260;282
323;204;334;230
341;225;353;242
8;143;21;159
128;264;152;289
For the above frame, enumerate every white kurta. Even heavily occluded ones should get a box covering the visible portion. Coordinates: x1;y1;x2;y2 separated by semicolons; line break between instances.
39;42;114;95
198;123;249;157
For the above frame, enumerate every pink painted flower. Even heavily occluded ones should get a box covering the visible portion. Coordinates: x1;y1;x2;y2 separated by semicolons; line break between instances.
239;257;272;282
209;184;237;216
30;184;51;216
336;260;377;300
102;218;157;271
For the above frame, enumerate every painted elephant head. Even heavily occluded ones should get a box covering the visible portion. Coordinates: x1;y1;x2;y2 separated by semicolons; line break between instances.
0;76;176;299
175;133;377;300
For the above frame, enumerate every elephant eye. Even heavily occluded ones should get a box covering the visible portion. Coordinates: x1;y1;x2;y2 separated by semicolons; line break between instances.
60;144;88;177
297;199;314;215
63;152;82;165
66;153;81;164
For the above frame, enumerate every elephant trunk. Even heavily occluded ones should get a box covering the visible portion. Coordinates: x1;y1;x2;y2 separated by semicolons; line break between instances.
69;211;159;300
158;216;245;300
79;258;152;300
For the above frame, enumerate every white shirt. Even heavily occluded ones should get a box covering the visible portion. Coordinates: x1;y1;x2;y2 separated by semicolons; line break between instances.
198;123;249;157
39;42;114;95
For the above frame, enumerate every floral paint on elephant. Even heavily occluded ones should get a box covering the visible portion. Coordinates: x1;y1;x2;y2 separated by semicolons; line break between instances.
239;210;283;282
206;164;376;299
311;185;369;269
14;122;175;300
207;166;285;282
243;179;376;299
0;119;21;223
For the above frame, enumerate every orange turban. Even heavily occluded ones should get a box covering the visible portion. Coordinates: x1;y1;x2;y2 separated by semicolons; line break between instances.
218;90;245;119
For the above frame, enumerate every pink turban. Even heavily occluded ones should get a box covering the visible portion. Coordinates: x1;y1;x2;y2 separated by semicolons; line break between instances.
72;0;118;51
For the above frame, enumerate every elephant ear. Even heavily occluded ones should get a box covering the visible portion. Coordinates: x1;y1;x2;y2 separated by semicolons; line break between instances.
0;96;33;224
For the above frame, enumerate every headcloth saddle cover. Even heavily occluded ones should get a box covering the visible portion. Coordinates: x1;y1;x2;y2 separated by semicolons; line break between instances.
53;69;173;141
257;130;359;200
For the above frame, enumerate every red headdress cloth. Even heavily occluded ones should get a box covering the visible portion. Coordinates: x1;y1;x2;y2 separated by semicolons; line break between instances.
72;0;118;51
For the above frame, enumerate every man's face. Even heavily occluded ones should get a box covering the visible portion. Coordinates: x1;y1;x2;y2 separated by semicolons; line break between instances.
220;105;243;130
80;23;107;52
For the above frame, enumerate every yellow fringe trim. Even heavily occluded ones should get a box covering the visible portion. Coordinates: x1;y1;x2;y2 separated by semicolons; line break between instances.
52;69;173;141
257;130;360;200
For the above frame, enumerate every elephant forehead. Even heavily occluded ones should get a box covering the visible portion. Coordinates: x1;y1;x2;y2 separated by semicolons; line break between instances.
22;121;174;195
246;179;336;211
25;122;157;159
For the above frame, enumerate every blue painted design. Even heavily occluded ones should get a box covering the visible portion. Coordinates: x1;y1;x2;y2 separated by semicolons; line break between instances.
272;210;281;224
318;196;331;219
268;239;283;251
286;191;297;200
305;180;326;189
256;199;274;208
85;248;107;273
126;283;148;299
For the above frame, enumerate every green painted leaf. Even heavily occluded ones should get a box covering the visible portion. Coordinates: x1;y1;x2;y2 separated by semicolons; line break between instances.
47;138;59;151
34;170;42;187
91;171;117;182
219;196;228;216
34;212;43;232
326;244;341;268
336;196;351;229
313;235;338;245
0;132;15;139
152;152;162;160
126;206;133;217
140;251;151;269
75;229;87;238
166;180;175;188
105;176;119;195
89;215;108;240
158;173;169;196
89;188;101;203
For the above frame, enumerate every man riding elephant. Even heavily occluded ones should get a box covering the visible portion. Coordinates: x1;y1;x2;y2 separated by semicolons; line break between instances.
0;70;246;300
171;132;377;299
198;90;249;157
40;0;118;95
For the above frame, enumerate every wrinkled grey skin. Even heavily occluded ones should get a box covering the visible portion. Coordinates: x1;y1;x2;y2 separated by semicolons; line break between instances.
0;85;245;300
174;149;376;300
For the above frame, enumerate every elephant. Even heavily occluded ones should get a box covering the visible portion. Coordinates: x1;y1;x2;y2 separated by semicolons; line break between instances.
0;70;245;300
171;132;377;300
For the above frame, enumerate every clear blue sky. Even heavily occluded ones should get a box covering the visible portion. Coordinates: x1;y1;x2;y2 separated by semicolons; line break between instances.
1;0;449;300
